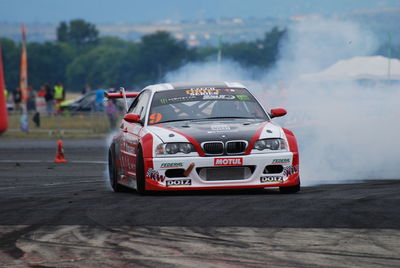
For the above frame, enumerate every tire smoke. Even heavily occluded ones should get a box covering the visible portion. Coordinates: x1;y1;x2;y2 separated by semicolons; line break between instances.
166;18;400;186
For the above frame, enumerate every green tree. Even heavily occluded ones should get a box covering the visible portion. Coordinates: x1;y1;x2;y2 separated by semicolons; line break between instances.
0;38;19;91
138;31;194;83
66;39;141;89
223;27;286;69
56;19;99;48
27;42;74;89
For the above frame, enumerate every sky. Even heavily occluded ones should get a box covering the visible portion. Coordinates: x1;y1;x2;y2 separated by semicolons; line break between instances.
0;0;399;24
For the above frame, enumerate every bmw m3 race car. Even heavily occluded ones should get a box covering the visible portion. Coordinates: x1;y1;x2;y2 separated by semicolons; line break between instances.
108;82;300;194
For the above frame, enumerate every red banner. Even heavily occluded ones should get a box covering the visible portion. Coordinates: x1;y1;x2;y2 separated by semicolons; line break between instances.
0;43;8;133
20;24;28;106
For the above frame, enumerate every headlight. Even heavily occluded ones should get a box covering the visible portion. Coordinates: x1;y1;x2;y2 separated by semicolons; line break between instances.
253;138;288;151
156;143;195;155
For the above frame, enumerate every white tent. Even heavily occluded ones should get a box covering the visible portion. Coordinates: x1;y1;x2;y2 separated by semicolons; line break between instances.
300;56;400;81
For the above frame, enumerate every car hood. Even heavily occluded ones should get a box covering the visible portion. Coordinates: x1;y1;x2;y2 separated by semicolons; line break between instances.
148;119;282;144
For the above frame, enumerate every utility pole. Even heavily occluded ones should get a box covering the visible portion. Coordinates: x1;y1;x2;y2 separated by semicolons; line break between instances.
387;32;392;79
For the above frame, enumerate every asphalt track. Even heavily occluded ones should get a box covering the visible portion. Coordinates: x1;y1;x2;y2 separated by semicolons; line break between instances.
0;139;399;268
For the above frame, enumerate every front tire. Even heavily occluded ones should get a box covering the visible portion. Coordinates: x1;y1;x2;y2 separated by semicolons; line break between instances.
279;182;300;194
108;148;124;192
136;146;146;195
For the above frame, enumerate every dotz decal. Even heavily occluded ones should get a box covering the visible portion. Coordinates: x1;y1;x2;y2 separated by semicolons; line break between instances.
166;179;191;186
272;158;290;164
236;94;250;101
186;88;220;96
214;157;243;166
146;168;165;182
160;162;183;168
203;95;236;100
283;165;298;177
224;88;236;93
260;176;284;183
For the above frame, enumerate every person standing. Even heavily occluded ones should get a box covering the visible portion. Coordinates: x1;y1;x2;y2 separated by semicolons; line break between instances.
54;82;65;114
44;83;54;116
95;88;104;112
106;99;118;130
13;87;22;113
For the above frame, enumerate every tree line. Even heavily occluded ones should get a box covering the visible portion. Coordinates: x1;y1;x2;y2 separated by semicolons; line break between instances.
0;19;286;92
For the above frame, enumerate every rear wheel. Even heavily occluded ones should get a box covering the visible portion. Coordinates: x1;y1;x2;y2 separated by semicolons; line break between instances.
136;146;146;195
108;148;124;192
279;182;300;194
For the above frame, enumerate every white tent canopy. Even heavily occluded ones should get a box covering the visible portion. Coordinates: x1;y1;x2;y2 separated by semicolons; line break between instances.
300;56;400;81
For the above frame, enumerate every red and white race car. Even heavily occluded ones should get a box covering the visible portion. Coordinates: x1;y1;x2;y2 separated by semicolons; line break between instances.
108;82;300;194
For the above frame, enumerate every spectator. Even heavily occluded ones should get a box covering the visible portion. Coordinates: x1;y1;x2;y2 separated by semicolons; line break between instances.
106;99;118;130
27;86;36;112
95;89;104;112
82;83;91;95
13;87;22;113
44;83;54;116
54;82;65;114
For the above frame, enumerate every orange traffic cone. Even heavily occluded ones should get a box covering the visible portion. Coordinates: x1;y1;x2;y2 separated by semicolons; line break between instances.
54;139;67;163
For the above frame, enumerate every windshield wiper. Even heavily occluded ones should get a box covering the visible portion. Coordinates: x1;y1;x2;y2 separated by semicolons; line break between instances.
199;116;254;120
156;119;195;124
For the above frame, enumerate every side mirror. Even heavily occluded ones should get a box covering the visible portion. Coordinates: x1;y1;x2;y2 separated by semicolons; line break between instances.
123;113;141;123
270;108;287;118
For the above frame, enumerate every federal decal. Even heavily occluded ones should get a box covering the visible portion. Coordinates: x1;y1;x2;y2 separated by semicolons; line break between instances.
272;158;290;164
160;162;183;168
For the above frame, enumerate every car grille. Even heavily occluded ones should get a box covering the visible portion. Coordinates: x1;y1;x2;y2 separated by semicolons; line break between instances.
226;141;247;154
202;141;248;155
202;142;224;155
197;166;253;181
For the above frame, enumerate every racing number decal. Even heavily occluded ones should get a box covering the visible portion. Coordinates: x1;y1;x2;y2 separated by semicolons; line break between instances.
149;113;162;124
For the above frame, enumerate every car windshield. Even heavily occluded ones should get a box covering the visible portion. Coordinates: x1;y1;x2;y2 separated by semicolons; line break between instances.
148;88;268;125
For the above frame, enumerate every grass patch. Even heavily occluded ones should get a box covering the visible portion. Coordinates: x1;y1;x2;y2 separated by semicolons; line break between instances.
2;112;120;139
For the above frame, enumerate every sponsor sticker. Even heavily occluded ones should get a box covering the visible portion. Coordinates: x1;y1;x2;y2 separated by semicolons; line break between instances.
186;88;220;96
149;113;162;124
160;162;183;168
272;158;290;164
283;165;298;177
166;179;191;187
203;95;236;100
146;168;165;182
160;96;196;104
211;125;231;131
214;157;243;166
260;176;284;183
236;94;250;101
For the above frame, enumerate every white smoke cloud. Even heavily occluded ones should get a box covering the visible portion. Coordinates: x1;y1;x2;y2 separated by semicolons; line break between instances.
166;18;400;186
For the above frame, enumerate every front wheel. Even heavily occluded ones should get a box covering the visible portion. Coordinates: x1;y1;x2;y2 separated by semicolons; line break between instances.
108;148;124;192
135;146;146;195
279;182;300;194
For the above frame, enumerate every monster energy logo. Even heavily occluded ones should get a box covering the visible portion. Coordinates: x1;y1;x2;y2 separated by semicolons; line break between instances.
160;98;168;104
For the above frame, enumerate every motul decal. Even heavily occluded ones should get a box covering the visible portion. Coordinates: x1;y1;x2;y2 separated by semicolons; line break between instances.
214;157;243;166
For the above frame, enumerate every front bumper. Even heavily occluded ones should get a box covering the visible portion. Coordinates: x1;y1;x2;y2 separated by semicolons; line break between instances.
144;152;299;191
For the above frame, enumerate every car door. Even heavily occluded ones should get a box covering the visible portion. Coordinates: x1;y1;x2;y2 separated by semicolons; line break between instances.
120;91;151;180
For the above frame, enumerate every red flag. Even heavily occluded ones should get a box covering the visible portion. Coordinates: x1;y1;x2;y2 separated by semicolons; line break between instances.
20;24;28;106
0;43;8;133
